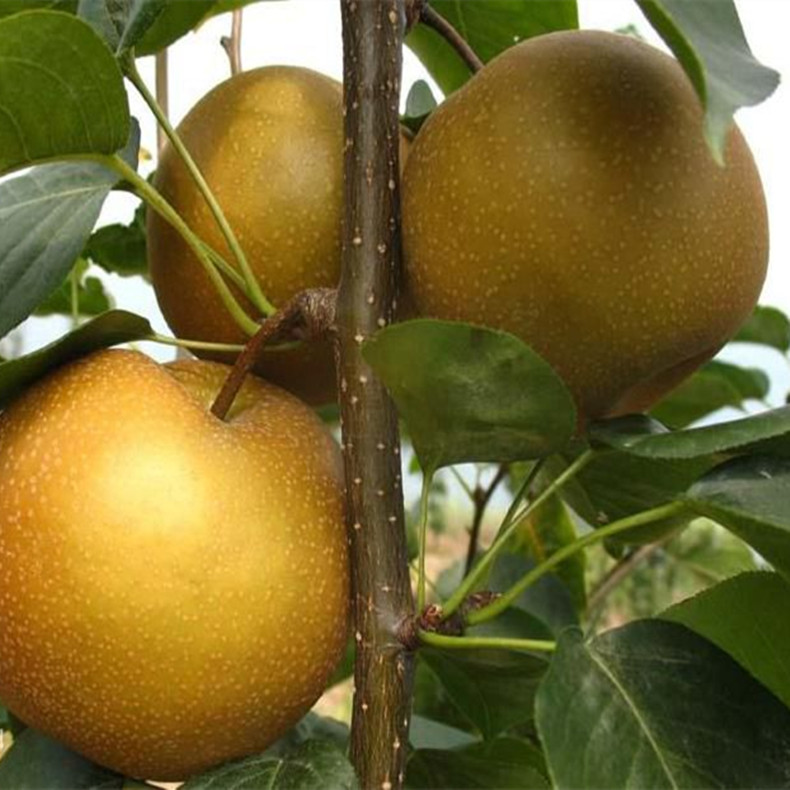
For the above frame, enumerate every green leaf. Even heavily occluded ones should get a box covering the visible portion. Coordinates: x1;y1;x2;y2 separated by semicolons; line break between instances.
34;260;112;318
181;740;358;790
0;1;77;18
0;11;129;175
402;79;438;133
406;0;578;95
734;305;790;352
419;648;548;740
0;728;124;789
650;360;769;429
662;571;790;708
635;0;779;160
363;319;575;472
85;204;148;278
134;0;214;55
263;712;349;758
537;621;790;789
684;455;790;579
408;715;478;751
486;552;578;636
0;310;153;409
590;407;790;461
406;737;548;789
0;164;120;337
512;493;586;611
77;0;168;55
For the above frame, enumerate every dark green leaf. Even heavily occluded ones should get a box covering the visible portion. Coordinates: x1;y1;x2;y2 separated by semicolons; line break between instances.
575;449;713;527
0;164;118;337
262;713;349;758
0;1;77;18
407;737;548;789
402;80;437;133
486;552;577;636
363;319;575;471
651;360;769;428
406;0;578;95
636;0;779;160
419;647;548;740
511;493;585;611
78;0;168;55
0;11;129;175
408;715;478;751
0;310;153;409
734;305;790;352
34;260;112;318
591;407;790;460
684;455;790;579
537;621;790;789
662;571;790;708
134;0;214;55
0;728;124;789
85;204;148;278
181;739;358;790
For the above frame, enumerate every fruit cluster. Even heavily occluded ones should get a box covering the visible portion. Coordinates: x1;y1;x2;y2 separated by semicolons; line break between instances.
0;29;768;781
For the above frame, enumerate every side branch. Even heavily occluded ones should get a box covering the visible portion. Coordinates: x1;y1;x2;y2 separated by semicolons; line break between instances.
417;3;484;73
338;1;414;788
210;288;336;420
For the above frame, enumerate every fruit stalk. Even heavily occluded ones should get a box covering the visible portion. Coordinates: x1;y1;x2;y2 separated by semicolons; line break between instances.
338;1;414;788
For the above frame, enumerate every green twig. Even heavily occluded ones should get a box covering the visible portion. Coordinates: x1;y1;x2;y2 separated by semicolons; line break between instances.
418;629;556;653
442;450;596;619
145;334;246;353
417;472;432;611
449;466;475;500
106;154;259;336
125;60;275;317
467;501;688;626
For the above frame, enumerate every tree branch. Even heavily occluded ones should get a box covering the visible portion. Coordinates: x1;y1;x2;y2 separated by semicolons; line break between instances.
338;2;414;788
210;288;336;420
154;49;169;156
419;4;484;73
220;8;243;76
464;464;508;576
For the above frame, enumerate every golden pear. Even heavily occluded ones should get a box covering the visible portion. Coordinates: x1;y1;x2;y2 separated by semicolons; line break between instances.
149;66;411;406
0;351;348;780
402;30;768;421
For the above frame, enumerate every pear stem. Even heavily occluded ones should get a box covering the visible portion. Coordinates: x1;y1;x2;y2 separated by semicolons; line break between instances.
418;4;484;73
209;288;336;420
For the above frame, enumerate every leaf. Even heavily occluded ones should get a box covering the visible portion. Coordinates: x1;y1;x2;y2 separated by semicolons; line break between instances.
34;260;112;317
536;621;790;789
684;455;790;579
0;11;129;175
77;0;168;55
402;79;438;133
590;407;790;461
408;715;478;751
363;319;575;472
85;203;148;278
134;0;214;55
0;310;153;409
636;0;779;160
486;552;578;636
0;1;77;18
406;737;548;789
0;728;124;789
406;0;578;95
734;305;790;352
650;360;769;429
419;647;548;740
263;712;349;758
662;571;790;710
512;493;586;611
181;739;358;790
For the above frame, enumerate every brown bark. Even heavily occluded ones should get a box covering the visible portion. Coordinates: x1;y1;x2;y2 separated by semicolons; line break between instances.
337;1;414;788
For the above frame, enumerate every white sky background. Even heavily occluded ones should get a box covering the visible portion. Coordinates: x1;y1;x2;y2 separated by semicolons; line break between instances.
5;0;790;403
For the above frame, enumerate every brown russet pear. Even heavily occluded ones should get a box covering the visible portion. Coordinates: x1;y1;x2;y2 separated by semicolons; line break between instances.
402;30;769;421
149;66;410;406
0;351;348;780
